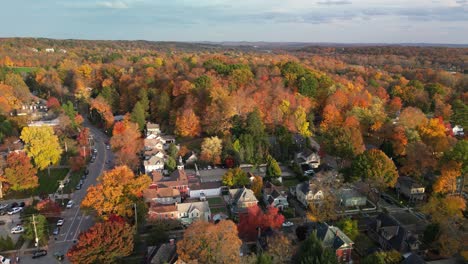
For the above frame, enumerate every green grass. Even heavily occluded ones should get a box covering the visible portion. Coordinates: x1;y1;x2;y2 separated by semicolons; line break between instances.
282;178;300;188
207;197;224;205
210;207;227;214
35;168;70;195
6;66;38;74
63;170;83;194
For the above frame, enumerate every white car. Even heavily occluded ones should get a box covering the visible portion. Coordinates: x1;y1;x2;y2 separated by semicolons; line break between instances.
57;219;64;226
282;221;294;227
7;207;22;215
0;255;10;264
11;225;24;234
66;200;74;209
106;145;110;150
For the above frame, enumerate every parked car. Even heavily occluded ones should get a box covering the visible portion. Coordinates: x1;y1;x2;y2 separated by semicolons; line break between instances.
84;169;89;175
0;255;10;264
18;202;25;207
54;252;64;261
0;210;7;216
0;204;8;210
106;144;110;150
75;183;82;190
32;249;47;259
7;207;22;215
81;174;87;180
11;225;24;234
66;200;74;209
53;227;60;235
57;219;64;226
304;170;315;175
282;221;294;227
0;220;6;225
9;202;18;208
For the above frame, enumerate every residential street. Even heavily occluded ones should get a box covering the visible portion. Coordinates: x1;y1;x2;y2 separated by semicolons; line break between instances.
21;121;112;264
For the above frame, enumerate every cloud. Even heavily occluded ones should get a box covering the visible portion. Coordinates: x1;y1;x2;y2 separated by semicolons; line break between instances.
317;0;352;5
97;1;129;9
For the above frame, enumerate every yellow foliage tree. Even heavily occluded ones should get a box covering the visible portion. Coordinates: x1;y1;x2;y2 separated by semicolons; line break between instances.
20;126;62;170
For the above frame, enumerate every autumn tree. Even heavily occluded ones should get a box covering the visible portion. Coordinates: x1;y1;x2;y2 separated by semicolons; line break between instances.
4;151;38;191
177;220;242;264
322;126;364;167
399;107;427;129
110;118;143;169
67;216;134;264
422;196;466;225
200;136;223;164
69;155;85;172
294;106;312;137
336;218;359;241
81;166;151;219
251;175;263;198
36;198;61;217
433;161;462;194
20;126;62;170
175;108;201;137
90;96;114;128
265;234;294;264
238;205;284;241
307;195;337;222
222;168;249;187
400;141;436;179
361;250;401;264
350;149;398;190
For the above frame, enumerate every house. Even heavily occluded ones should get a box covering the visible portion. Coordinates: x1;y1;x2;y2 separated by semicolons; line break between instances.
229;187;258;214
144;137;164;152
294;181;324;207
147;159;189;198
58;49;67;53
263;182;289;210
147;204;178;220
368;212;424;253
144;155;165;173
45;48;55;52
147;239;177;264
315;223;354;263
146;122;161;137
177;201;211;225
452;125;464;137
396;176;425;201
295;148;321;168
143;187;181;205
160;135;176;149
337;187;367;207
183;151;198;164
189;181;222;199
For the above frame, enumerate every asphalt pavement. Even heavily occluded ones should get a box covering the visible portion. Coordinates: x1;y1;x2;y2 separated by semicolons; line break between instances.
21;122;112;264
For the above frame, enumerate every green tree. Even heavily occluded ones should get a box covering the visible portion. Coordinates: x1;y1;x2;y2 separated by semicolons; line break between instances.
451;99;467;128
165;156;177;172
361;250;401;264
443;140;468;174
256;254;273;264
20;126;62;170
298;73;319;98
131;101;146;131
295;232;338;264
266;155;282;179
423;223;440;245
137;88;150;118
322;126;364;168
350;149;398;190
336;218;359;241
167;143;179;159
246;108;266;140
24;214;48;246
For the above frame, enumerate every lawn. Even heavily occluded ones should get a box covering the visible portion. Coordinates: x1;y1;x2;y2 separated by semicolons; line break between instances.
35;168;70;195
282;178;300;188
63;170;83;194
210;206;228;215
5;66;38;74
207;197;224;205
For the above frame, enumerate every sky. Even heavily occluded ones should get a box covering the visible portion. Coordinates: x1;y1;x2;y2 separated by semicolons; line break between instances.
1;0;467;43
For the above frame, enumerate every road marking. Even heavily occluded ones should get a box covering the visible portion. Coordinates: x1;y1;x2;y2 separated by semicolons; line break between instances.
62;208;81;242
73;213;86;240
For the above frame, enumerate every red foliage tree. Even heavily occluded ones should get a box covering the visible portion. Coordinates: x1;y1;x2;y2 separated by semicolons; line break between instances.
36;199;62;217
69;155;85;172
238;205;285;241
46;96;61;109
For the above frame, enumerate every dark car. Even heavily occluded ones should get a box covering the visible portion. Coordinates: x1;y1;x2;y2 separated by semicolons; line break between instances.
84;169;89;175
81;174;87;180
19;202;25;207
32;249;47;259
10;202;18;208
54;251;64;261
75;184;82;190
53;227;60;236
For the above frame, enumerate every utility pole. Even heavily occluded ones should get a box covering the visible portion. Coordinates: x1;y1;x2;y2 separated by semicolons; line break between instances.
32;214;39;249
133;203;138;233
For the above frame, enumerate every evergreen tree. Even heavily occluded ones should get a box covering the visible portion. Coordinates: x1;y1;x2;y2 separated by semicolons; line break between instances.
131;101;146;131
266;155;282;179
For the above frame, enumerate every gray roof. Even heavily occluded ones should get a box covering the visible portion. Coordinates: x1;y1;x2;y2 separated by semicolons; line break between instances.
177;201;210;214
316;223;353;250
231;187;258;204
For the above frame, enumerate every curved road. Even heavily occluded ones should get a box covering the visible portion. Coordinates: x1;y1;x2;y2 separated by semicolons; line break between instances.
23;121;113;264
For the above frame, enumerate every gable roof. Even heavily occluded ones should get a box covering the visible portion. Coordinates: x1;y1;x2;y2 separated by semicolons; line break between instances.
316;223;353;250
231;187;258;204
177;201;210;214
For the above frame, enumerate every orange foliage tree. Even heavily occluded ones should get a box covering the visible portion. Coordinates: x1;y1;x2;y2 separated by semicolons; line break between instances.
175;108;201;137
36;199;62;217
433;161;462;194
110;118;143;169
177;220;242;264
67;216;133;264
81;166;150;218
238;205;285;241
4;151;38;191
90;96;114;128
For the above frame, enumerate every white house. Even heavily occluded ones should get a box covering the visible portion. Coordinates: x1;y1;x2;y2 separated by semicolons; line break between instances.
453;125;464;137
144;155;165;173
45;48;55;52
177;201;211;225
296;148;321;168
146;122;161;137
295;181;324;207
263;182;289;209
189;181;222;198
